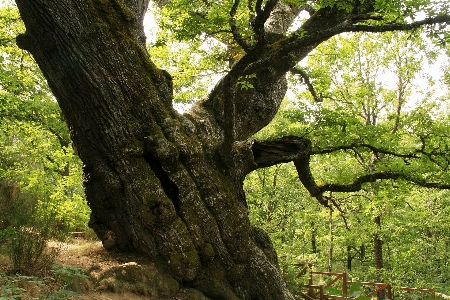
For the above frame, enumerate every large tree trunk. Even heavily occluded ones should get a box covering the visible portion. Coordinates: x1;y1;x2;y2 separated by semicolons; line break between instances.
14;0;450;298
13;1;313;298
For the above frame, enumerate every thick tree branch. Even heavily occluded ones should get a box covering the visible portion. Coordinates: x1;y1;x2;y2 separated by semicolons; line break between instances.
352;14;383;22
251;137;450;208
252;0;278;44
252;136;311;169
250;136;328;206
346;15;450;33
244;12;450;79
223;75;236;154
242;6;351;76
293;156;329;206
298;167;450;205
300;4;316;16
200;6;450;152
130;0;151;23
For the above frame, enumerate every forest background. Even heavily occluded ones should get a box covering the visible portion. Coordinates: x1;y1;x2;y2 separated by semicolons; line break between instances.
1;0;450;298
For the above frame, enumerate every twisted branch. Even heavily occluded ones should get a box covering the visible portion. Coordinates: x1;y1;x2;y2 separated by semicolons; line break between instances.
251;136;450;208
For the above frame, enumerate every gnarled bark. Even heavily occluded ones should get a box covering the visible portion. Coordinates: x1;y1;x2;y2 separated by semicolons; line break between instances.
14;1;297;298
14;0;450;298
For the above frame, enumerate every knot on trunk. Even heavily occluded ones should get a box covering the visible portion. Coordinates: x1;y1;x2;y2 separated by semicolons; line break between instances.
16;33;56;53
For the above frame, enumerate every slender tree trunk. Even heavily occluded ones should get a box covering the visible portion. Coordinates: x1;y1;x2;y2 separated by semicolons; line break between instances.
311;222;318;254
347;245;352;271
328;208;333;272
374;215;385;300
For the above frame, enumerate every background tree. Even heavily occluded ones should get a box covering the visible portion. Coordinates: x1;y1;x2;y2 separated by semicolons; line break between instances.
12;0;450;298
245;28;450;295
0;4;88;232
0;4;89;273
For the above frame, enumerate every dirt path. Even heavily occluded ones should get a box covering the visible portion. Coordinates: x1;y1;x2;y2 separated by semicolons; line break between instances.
1;239;208;300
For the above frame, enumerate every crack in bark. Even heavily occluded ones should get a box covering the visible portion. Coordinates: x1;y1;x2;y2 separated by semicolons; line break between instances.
143;152;181;214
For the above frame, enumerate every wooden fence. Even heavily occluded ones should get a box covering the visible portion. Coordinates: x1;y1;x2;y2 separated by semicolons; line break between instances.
294;263;449;300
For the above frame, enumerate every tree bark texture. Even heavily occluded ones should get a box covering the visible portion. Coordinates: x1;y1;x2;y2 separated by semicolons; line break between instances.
14;0;448;298
13;1;314;298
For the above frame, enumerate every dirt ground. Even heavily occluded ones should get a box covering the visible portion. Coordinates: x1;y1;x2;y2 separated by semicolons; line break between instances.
50;239;152;300
0;239;205;300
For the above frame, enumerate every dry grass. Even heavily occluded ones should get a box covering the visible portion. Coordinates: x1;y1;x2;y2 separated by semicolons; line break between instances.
1;239;145;299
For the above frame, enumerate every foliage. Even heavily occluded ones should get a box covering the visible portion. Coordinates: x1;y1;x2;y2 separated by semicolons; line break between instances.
9;227;48;274
246;29;450;295
51;263;88;295
148;2;229;105
0;264;87;299
0;5;89;234
0;4;91;282
0;274;33;300
0;227;14;244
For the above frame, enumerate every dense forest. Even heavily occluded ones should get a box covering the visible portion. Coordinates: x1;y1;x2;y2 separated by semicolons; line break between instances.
1;0;450;299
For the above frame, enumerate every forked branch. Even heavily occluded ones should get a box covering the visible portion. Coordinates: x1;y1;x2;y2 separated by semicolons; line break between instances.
252;0;279;43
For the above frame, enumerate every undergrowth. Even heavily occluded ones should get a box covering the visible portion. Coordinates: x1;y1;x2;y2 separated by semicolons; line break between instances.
0;263;87;300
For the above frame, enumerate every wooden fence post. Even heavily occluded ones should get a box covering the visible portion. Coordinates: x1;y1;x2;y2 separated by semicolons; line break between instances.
319;285;325;300
308;266;314;297
387;284;392;299
342;272;348;296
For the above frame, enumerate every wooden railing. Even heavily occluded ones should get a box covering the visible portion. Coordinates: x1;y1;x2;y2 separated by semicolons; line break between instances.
399;287;435;299
295;263;448;300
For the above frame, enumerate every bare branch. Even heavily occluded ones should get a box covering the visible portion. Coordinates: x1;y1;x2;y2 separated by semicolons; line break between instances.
313;141;449;170
318;172;403;194
312;143;420;160
230;0;251;52
319;172;450;193
329;197;350;229
290;67;323;102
